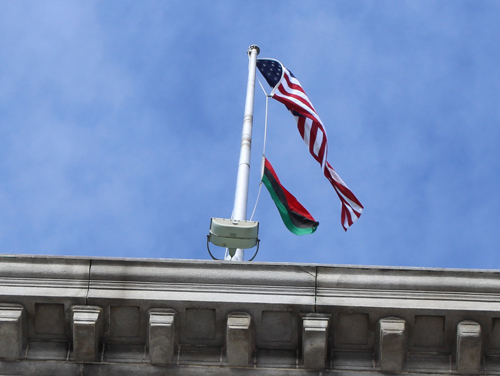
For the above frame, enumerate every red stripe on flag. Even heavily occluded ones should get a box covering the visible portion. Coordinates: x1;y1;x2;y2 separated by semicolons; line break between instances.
273;95;322;125
277;85;316;115
325;162;363;210
309;123;320;159
317;131;327;167
297;117;305;139
283;73;308;98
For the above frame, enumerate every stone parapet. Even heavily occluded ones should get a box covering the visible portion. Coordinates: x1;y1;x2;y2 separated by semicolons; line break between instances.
0;254;500;375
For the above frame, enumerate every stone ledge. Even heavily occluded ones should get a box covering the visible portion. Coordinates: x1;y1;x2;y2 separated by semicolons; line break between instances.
0;255;500;372
0;358;500;376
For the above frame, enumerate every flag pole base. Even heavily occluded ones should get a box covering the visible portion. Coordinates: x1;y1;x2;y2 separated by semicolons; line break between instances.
206;236;260;262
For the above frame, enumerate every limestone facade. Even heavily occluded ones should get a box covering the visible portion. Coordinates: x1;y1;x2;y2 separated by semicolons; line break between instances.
1;255;500;375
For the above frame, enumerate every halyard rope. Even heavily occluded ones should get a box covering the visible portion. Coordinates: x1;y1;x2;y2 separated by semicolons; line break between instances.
249;79;270;221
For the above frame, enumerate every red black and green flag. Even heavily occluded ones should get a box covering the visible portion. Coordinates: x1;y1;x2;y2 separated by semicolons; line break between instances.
262;158;319;235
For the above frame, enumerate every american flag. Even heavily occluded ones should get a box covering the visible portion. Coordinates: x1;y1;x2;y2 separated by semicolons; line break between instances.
257;58;363;230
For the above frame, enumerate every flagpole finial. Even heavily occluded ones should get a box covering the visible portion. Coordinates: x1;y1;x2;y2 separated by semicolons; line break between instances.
248;45;260;56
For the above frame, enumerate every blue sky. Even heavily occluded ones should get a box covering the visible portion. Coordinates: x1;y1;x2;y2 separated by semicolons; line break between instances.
1;1;499;268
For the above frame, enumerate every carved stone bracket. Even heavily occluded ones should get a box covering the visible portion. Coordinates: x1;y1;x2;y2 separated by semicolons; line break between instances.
148;308;178;365
226;312;253;367
302;313;331;369
456;320;482;374
377;317;407;372
0;303;26;360
71;305;103;362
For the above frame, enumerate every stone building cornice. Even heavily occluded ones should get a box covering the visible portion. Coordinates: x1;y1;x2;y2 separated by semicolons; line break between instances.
1;254;500;375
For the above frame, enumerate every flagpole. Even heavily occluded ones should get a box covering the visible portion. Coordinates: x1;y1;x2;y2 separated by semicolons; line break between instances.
225;44;260;261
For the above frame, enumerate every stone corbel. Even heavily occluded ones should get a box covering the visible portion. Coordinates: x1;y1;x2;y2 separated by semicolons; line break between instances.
148;308;178;365
376;317;407;372
71;305;103;362
302;313;331;369
456;320;482;374
0;303;27;360
226;312;253;367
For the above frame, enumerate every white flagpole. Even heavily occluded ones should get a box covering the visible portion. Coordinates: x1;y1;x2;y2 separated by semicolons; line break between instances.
225;44;260;261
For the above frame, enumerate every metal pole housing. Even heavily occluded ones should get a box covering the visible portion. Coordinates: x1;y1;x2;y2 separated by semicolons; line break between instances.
225;45;260;261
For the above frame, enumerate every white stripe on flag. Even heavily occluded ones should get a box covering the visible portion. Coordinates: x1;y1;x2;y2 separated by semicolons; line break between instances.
313;128;323;157
276;79;323;124
281;73;315;111
286;72;318;111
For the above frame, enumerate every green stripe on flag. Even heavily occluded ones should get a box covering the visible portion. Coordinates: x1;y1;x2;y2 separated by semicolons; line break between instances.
262;173;317;236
